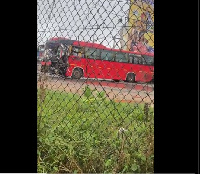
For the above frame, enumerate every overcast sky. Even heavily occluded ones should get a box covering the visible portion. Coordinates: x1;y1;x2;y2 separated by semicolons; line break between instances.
37;0;130;48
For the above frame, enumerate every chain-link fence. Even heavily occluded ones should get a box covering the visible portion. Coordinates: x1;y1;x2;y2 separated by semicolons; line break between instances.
37;0;154;173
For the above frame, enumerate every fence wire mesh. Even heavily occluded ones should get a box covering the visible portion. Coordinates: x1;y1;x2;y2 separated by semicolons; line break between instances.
37;0;154;173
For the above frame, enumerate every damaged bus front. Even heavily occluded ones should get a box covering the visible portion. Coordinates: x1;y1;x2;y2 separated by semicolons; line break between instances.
41;39;75;77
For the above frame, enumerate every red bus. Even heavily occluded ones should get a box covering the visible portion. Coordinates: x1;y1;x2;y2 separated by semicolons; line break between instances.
41;40;154;83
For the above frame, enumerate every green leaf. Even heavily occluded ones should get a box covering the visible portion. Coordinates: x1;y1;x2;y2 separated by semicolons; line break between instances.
131;164;138;171
141;156;146;161
53;166;58;171
105;159;112;167
122;165;128;172
97;91;106;98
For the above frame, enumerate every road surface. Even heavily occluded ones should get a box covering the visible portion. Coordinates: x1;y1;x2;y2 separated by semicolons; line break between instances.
37;64;154;106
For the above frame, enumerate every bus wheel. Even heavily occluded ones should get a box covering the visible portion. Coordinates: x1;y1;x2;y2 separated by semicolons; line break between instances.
72;68;83;79
126;73;135;83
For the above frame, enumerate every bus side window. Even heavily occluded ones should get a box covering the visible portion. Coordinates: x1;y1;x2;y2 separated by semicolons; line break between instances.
71;46;82;57
115;52;128;63
90;48;97;59
143;55;154;66
101;50;109;60
85;48;90;58
141;57;147;65
138;57;143;65
134;56;139;64
129;55;134;63
71;46;77;56
101;50;114;61
80;47;85;58
95;49;101;59
85;48;101;59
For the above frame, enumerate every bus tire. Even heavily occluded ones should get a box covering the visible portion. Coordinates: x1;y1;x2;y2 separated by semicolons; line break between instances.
126;73;135;83
72;68;83;79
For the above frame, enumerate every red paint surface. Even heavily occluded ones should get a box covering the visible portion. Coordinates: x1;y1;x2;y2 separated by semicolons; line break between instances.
41;61;51;66
66;41;153;83
66;56;154;83
41;40;154;83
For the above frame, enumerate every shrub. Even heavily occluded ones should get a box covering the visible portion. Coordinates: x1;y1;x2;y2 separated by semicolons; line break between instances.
37;87;154;173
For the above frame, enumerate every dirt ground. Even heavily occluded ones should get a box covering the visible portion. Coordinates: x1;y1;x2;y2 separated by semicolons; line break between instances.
37;71;154;108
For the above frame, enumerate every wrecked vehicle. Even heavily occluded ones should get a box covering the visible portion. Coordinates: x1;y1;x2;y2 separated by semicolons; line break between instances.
40;39;75;77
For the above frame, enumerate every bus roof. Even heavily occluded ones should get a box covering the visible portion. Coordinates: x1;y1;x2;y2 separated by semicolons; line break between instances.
72;41;153;56
72;41;107;49
103;47;154;56
129;51;154;56
45;38;154;56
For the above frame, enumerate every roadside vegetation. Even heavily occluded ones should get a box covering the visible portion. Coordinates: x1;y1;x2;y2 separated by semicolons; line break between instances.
37;84;154;173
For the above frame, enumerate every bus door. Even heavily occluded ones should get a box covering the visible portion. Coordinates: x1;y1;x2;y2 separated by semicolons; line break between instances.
133;55;150;82
100;50;115;79
142;55;154;82
85;47;102;79
114;52;129;80
129;54;144;81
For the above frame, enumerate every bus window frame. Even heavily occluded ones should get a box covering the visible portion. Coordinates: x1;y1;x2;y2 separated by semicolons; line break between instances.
115;52;129;63
71;46;84;57
129;54;148;65
100;49;115;61
142;55;154;66
85;47;101;60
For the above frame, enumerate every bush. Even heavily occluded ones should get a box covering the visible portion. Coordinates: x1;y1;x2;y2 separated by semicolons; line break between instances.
37;87;154;173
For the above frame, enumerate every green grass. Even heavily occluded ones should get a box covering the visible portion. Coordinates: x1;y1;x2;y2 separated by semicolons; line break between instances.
37;86;154;173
